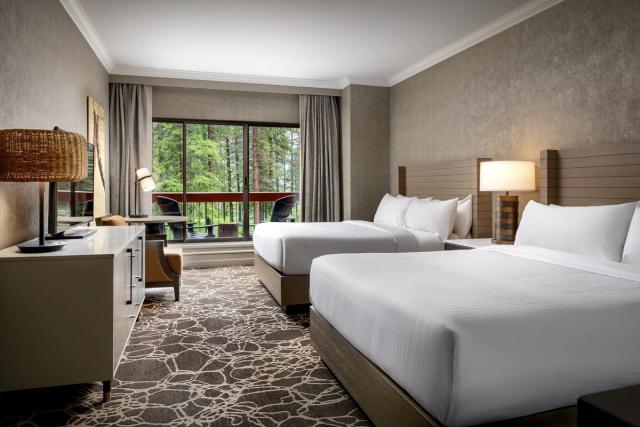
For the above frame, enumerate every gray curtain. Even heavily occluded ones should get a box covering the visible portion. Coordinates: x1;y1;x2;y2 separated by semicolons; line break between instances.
109;84;152;216
300;95;341;222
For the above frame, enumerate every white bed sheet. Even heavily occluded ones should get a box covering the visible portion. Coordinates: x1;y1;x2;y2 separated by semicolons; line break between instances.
253;220;442;275
309;246;640;426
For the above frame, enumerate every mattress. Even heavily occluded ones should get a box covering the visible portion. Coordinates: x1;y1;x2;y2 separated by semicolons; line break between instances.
253;220;443;275
309;245;640;426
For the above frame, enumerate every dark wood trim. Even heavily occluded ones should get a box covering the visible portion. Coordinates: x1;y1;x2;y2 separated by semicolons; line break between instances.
311;307;577;427
398;166;407;196
540;149;559;205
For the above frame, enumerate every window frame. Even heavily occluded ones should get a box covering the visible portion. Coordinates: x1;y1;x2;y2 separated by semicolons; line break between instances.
152;117;300;243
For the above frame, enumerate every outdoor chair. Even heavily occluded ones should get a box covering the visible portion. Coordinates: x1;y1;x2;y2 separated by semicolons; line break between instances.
155;196;216;239
270;195;297;222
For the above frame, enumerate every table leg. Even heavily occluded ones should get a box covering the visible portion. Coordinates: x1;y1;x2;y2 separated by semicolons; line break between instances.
103;380;111;403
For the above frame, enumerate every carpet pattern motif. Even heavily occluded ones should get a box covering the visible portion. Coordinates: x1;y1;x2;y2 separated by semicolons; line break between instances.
0;266;370;427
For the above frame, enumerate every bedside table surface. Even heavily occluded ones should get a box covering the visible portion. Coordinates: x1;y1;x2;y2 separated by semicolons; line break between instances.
444;238;492;249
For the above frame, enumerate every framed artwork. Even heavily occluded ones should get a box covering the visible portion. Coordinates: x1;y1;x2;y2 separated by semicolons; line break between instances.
88;96;106;217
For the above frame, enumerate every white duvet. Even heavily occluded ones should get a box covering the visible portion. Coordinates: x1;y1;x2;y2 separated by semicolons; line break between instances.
253;220;443;275
309;245;640;426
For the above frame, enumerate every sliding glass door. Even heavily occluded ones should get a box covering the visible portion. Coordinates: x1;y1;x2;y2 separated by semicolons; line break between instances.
152;120;299;242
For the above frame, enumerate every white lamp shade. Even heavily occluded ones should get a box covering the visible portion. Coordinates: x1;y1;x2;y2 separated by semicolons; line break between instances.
135;167;156;192
139;176;156;192
136;167;151;180
480;161;536;192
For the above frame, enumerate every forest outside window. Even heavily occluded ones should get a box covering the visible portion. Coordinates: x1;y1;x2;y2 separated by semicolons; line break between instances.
152;120;300;242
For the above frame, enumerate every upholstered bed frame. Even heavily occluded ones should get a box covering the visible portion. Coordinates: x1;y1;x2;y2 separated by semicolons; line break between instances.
255;157;493;313
311;144;640;427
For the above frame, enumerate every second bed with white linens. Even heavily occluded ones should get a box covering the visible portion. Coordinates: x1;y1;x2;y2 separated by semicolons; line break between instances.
310;244;640;426
253;220;443;275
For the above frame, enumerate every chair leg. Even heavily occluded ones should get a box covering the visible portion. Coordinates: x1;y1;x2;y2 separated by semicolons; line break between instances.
174;279;180;301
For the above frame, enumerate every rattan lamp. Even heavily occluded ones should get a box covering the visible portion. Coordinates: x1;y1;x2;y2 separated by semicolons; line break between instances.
0;129;88;253
480;160;536;244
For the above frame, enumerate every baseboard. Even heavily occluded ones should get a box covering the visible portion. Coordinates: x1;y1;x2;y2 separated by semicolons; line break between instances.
170;241;255;269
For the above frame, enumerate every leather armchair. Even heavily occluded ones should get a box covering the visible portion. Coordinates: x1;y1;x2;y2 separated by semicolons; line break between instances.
145;240;182;301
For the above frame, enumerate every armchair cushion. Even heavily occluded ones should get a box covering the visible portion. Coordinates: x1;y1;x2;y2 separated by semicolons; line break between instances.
101;215;127;226
164;247;183;274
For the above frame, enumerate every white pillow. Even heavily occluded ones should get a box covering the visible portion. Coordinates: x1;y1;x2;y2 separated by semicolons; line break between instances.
515;200;637;261
373;194;415;226
405;198;458;239
622;205;640;264
454;194;473;238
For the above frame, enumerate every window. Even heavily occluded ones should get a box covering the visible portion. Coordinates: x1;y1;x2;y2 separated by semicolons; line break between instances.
152;120;300;241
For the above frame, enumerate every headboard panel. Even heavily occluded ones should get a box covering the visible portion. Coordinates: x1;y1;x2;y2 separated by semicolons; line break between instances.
541;144;640;206
398;158;492;238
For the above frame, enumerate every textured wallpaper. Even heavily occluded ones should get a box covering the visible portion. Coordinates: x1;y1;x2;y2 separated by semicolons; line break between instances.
390;0;640;194
0;0;109;249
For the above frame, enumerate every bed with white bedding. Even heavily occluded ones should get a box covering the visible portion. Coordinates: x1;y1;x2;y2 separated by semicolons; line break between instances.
254;220;442;275
310;245;640;427
253;159;493;311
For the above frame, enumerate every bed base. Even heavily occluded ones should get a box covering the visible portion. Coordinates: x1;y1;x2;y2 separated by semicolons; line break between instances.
310;307;577;427
254;253;310;313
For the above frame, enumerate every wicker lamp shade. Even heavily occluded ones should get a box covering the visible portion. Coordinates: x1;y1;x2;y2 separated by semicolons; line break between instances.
0;129;88;182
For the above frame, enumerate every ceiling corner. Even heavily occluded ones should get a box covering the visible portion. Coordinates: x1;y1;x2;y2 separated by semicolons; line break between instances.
60;0;114;72
388;0;566;86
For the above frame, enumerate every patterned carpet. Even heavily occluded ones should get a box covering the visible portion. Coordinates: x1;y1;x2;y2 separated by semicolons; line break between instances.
0;266;370;427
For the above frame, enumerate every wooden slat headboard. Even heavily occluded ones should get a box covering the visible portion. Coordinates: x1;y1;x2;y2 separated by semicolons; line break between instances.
398;158;492;238
541;144;640;206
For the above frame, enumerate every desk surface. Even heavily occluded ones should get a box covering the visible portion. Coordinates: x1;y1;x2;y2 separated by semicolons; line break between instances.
124;216;188;224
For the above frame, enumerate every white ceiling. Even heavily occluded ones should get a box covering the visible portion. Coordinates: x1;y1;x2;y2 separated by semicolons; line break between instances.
63;0;562;89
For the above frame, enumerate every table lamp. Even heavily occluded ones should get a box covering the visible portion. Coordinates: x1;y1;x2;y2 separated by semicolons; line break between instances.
480;160;536;244
130;167;156;218
0;129;88;253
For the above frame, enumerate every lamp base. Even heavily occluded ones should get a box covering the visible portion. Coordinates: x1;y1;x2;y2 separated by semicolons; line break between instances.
18;240;66;253
128;214;149;218
491;239;515;245
495;195;519;244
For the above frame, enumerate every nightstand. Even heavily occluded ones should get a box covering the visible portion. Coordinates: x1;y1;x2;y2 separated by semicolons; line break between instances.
578;385;640;426
443;238;492;250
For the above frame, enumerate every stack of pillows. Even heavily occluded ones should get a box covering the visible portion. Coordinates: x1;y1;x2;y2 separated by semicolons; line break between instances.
515;200;640;263
373;193;473;239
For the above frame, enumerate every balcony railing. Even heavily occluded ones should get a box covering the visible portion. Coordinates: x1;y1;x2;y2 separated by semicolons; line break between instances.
151;191;299;241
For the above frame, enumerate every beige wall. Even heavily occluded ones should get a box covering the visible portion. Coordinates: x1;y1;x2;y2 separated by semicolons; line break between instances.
342;85;390;220
0;0;109;249
152;86;300;124
390;0;640;204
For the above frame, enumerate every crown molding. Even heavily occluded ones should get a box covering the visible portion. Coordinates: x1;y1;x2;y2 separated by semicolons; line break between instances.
111;65;348;90
388;0;566;86
59;0;114;71
340;76;390;89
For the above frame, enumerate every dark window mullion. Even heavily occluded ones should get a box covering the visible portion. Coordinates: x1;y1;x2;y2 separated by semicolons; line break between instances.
243;124;250;240
181;121;187;243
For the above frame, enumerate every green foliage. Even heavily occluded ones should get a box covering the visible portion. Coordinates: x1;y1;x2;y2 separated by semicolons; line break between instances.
152;121;300;239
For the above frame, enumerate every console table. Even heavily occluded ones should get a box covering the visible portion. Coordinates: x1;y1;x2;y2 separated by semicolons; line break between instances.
0;225;145;402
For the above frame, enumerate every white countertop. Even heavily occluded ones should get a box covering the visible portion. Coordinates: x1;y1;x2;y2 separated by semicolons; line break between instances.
0;226;145;261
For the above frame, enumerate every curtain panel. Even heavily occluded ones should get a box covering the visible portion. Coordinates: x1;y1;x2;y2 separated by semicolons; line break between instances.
109;84;153;216
299;95;341;222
